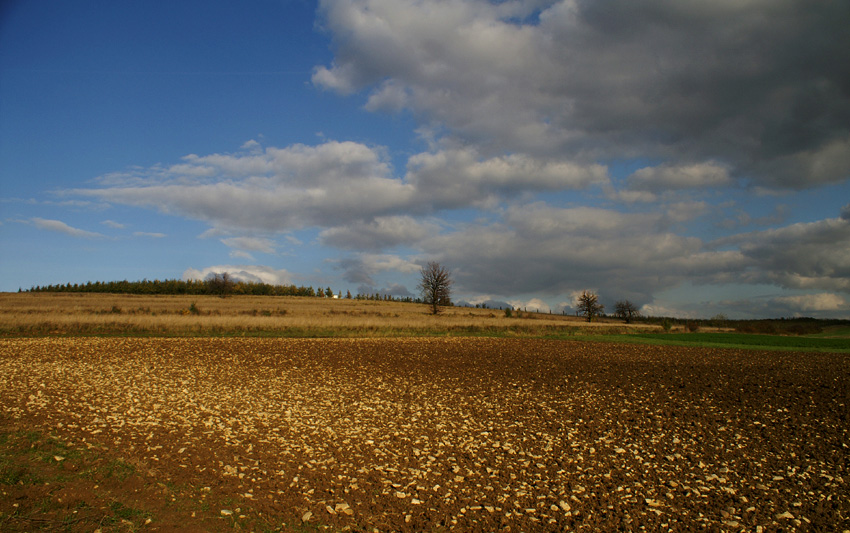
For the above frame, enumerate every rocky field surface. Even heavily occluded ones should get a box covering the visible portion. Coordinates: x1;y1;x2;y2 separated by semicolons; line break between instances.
1;337;848;532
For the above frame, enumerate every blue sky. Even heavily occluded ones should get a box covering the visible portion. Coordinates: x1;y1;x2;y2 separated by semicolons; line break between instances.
2;0;849;318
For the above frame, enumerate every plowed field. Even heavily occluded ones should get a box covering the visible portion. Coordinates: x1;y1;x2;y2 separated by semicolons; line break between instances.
1;337;847;532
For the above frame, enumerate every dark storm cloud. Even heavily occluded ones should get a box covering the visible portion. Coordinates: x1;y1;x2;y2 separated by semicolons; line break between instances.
316;0;850;188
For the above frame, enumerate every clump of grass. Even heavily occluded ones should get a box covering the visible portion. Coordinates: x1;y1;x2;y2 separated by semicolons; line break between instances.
108;501;151;522
101;458;136;481
0;462;37;485
30;435;79;465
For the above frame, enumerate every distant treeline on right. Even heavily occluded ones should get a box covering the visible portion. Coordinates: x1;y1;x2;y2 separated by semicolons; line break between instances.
640;315;849;335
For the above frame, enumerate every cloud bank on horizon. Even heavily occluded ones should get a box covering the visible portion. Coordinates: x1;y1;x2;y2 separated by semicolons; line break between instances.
3;0;849;318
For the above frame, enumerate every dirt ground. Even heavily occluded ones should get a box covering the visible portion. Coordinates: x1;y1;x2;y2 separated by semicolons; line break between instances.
1;337;847;532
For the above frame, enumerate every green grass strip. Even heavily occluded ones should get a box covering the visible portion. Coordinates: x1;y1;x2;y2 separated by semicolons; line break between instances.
570;332;850;353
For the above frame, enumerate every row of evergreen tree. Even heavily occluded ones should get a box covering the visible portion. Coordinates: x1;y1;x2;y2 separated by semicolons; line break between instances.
27;278;314;297
25;278;421;302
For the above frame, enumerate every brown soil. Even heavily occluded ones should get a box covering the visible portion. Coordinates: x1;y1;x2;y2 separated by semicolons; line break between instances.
1;337;847;532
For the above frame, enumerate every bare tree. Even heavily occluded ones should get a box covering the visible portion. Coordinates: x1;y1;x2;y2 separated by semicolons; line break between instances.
614;300;639;323
418;261;453;315
576;290;604;322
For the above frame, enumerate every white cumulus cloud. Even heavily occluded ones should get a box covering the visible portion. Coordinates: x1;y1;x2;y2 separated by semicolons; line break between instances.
626;162;732;194
30;218;105;239
770;293;847;313
220;237;277;254
182;265;294;286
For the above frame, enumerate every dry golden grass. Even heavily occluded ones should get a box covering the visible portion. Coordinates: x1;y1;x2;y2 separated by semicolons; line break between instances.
0;292;654;337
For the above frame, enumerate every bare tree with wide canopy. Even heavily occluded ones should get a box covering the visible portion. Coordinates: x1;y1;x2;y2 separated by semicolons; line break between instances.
418;261;453;315
615;300;639;323
577;290;604;322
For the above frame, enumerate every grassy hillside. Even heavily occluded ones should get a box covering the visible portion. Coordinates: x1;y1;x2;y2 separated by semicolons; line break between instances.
2;293;847;352
0;292;637;338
